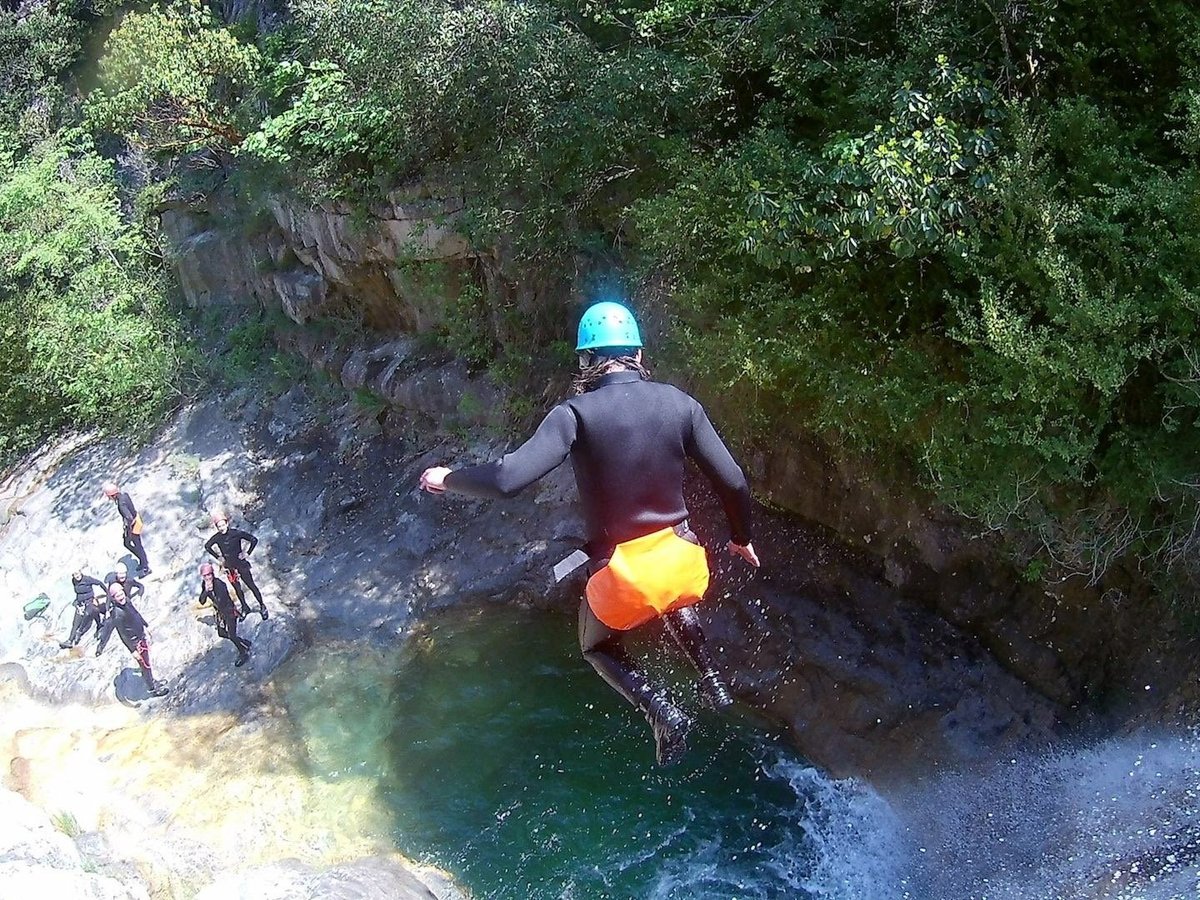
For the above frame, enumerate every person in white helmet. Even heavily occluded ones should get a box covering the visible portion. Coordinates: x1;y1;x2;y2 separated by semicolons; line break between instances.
104;561;145;604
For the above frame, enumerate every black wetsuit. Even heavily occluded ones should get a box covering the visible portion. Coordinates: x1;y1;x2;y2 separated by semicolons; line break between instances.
198;576;251;660
96;597;162;691
112;491;150;573
444;371;752;558
205;527;266;615
442;370;752;763
104;572;145;603
62;574;107;647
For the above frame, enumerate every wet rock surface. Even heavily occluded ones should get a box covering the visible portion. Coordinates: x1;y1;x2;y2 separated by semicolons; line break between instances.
0;380;1185;892
0;785;148;900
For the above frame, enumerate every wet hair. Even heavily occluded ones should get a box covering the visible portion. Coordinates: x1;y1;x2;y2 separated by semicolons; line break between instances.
571;351;650;395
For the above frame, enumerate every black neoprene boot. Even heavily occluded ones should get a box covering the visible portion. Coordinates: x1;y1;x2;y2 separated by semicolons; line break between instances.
583;646;691;766
664;606;734;710
141;667;169;697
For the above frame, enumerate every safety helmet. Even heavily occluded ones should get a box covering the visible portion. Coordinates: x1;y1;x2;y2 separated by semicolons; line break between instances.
199;562;214;577
115;562;128;578
575;302;643;352
102;481;119;498
108;582;126;600
211;510;228;525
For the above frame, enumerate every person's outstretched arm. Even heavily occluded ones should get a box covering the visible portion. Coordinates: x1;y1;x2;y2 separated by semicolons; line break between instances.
421;405;577;499
686;402;760;567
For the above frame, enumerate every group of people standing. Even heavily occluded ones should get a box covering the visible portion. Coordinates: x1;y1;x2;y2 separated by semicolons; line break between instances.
197;511;269;668
57;485;271;696
61;559;169;697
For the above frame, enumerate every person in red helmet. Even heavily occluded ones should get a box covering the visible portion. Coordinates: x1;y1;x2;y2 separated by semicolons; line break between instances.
197;563;252;667
420;301;759;766
204;511;268;620
101;481;151;577
104;561;145;604
96;582;169;697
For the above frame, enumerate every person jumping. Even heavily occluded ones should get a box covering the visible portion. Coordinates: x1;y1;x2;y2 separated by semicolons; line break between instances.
420;301;759;765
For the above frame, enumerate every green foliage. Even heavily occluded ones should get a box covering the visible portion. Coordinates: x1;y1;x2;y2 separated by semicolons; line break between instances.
244;0;712;259
627;0;1200;583
0;130;186;459
50;810;81;838
61;0;1200;588
0;5;83;151
438;277;493;367
86;0;261;154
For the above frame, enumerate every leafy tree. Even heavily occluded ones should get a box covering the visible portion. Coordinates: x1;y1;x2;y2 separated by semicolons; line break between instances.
87;0;261;154
0;131;186;458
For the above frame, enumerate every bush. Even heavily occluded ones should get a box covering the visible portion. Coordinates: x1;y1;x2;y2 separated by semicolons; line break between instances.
0;131;186;460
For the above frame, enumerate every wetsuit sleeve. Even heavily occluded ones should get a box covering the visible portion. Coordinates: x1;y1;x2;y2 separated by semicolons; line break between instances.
686;401;753;546
205;534;222;560
127;579;144;600
198;586;210;607
443;404;577;499
85;576;105;595
239;529;258;555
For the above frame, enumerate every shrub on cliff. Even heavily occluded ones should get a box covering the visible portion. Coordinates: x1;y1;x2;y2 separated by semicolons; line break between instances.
0;130;188;459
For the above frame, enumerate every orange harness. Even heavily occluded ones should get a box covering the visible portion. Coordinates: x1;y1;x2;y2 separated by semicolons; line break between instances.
585;526;710;630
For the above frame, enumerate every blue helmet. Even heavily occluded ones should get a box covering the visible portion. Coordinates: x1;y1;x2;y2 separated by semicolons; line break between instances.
575;302;643;352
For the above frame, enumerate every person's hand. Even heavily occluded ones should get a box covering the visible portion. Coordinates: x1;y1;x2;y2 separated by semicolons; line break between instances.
727;541;761;568
420;466;452;494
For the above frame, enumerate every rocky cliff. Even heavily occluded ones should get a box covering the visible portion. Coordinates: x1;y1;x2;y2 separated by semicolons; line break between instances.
147;183;1196;782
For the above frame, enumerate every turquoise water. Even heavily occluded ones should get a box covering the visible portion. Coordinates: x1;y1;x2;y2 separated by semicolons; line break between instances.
278;605;901;899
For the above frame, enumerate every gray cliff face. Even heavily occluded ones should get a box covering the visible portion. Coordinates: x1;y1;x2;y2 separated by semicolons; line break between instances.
159;189;474;329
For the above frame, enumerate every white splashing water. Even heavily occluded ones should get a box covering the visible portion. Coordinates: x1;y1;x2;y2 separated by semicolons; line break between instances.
892;730;1200;899
770;759;906;900
642;752;906;900
664;731;1200;900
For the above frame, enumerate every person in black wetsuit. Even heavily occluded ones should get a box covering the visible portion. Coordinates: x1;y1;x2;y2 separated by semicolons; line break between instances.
104;562;145;604
204;512;268;620
101;481;151;576
96;582;169;697
420;301;760;766
60;569;108;649
197;563;252;667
